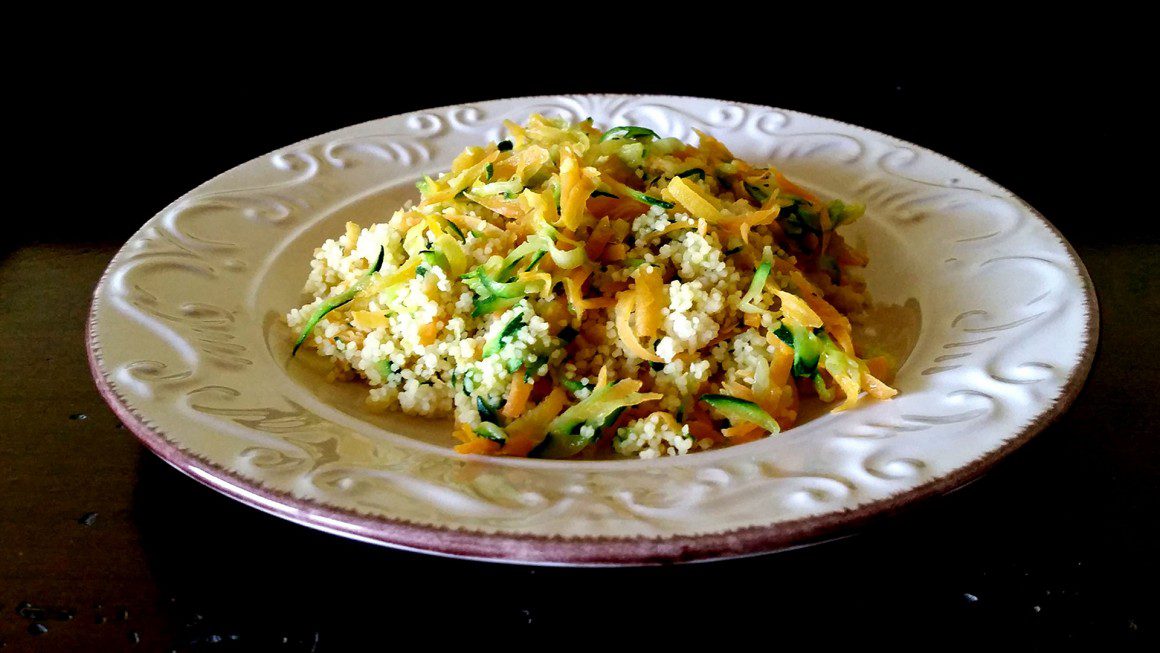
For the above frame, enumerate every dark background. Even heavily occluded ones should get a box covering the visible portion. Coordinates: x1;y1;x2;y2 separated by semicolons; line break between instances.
3;41;1157;650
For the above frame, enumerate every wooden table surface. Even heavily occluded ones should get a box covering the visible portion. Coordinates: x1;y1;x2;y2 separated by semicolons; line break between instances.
2;64;1156;650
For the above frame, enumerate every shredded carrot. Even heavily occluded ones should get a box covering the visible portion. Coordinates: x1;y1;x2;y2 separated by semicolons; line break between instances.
423;214;447;240
862;371;899;400
743;312;763;328
511;145;551;183
421;151;498;205
769;337;794;386
599;175;648;202
615;290;663;363
586;195;648;220
732;430;766;445
418;322;439;345
502;387;567;456
521;187;560;226
693;129;735;162
602;243;628;262
489;158;517;180
686;419;724;443
595;365;609;390
721;381;756;401
779;381;800;427
450;145;488;174
562;267;592;324
351;310;390;330
664;176;724;222
830;233;869;267
579;297;617;309
788;270;855;354
579;296;617;310
775;291;824;329
584;216;615;260
754;385;782;422
454;438;502;455
722;422;762;440
518;271;555;300
502;373;532;419
559;147;600;230
714;206;779;243
452;422;475;443
633;266;665;339
446;214;503;238
500;119;527;147
563;265;618;312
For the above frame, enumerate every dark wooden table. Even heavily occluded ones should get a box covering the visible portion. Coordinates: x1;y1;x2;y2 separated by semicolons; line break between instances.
3;63;1156;650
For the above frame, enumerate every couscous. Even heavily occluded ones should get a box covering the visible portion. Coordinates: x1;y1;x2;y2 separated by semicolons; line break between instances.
286;115;896;459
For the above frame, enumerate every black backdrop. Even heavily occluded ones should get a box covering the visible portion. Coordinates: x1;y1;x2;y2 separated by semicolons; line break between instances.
18;44;1151;249
7;34;1158;650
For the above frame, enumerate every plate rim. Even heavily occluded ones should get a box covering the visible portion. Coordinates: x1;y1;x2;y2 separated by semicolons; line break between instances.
86;93;1100;565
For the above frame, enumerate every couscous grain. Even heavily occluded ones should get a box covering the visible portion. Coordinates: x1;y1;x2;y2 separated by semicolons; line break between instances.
287;115;897;458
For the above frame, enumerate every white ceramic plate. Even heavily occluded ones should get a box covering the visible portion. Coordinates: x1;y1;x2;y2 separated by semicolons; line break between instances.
87;95;1097;565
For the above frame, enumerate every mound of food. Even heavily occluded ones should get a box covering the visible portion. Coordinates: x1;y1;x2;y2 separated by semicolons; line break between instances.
286;115;896;459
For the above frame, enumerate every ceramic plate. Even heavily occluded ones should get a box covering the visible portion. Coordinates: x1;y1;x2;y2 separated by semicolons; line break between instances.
87;95;1097;565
